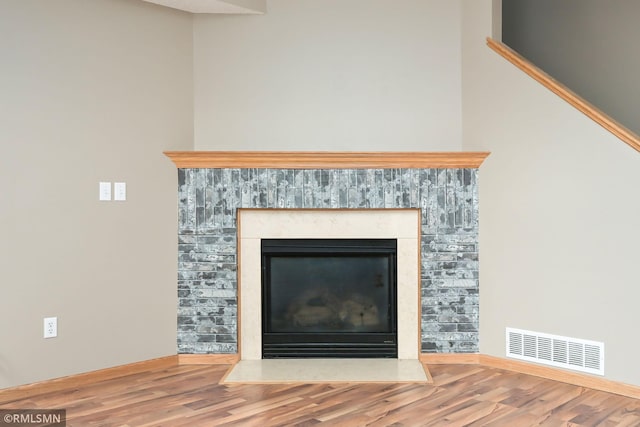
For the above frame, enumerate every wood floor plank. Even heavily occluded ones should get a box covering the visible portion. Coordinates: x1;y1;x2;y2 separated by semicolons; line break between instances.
1;363;639;426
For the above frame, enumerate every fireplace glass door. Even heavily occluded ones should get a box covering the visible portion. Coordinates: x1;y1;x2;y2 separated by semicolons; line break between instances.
261;239;397;358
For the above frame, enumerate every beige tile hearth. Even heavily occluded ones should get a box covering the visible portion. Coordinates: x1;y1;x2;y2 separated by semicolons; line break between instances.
221;359;431;384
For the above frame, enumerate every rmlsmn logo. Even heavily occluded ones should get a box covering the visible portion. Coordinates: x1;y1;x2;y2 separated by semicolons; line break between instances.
0;409;66;427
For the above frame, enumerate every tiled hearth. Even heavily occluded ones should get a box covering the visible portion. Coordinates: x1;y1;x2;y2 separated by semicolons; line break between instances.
171;152;485;356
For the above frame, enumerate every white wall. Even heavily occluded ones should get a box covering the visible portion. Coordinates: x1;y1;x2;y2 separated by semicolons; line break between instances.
462;0;640;386
193;0;462;151
0;0;193;388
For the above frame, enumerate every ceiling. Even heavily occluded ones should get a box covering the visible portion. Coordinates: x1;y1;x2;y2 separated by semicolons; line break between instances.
141;0;266;14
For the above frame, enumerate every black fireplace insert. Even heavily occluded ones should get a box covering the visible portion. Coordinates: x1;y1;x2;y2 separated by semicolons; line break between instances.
261;238;397;358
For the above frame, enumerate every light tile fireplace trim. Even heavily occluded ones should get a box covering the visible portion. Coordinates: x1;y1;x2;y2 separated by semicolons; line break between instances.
176;167;479;355
238;209;420;360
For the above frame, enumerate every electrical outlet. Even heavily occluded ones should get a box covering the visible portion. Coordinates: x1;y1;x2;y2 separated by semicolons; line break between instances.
44;317;57;338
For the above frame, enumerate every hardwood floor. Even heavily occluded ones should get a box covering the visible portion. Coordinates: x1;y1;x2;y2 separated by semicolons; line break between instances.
1;363;640;426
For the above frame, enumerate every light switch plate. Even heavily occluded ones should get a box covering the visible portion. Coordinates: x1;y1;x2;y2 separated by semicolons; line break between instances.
114;182;126;201
99;182;111;201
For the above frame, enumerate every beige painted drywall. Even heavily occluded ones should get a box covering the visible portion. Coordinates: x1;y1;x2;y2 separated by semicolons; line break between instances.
193;0;462;151
462;0;640;386
502;0;640;137
0;0;193;388
223;0;267;13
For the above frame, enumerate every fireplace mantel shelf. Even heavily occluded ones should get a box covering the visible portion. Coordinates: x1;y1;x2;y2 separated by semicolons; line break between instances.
164;151;490;169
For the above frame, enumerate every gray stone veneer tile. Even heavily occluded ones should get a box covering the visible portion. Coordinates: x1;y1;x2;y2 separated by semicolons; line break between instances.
176;168;479;354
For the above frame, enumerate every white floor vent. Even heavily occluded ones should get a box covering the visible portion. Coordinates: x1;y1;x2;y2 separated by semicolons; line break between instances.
506;328;604;376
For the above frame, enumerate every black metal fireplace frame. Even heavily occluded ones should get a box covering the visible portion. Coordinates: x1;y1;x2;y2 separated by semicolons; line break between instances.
261;238;398;358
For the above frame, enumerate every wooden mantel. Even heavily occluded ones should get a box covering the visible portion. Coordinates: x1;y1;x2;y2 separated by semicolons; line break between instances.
164;151;490;169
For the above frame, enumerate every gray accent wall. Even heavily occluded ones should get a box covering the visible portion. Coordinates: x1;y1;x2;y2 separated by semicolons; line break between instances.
502;0;640;136
176;168;480;354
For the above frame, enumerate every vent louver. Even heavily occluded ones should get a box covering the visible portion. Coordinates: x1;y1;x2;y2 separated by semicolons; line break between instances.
506;328;604;376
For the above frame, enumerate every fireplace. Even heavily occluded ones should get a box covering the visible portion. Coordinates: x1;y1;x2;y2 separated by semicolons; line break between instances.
261;238;398;358
167;151;486;358
238;209;422;360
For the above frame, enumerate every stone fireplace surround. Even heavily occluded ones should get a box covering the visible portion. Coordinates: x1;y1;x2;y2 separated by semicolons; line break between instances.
168;151;487;357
